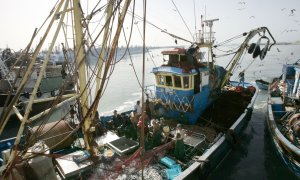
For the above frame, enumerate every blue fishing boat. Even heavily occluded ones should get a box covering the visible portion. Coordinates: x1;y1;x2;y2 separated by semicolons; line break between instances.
0;1;277;179
255;79;269;90
267;60;300;178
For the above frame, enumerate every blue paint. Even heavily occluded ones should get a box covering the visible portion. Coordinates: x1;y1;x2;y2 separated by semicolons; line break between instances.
152;64;227;124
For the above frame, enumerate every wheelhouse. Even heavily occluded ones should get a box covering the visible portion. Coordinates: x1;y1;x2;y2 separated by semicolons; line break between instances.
149;48;210;113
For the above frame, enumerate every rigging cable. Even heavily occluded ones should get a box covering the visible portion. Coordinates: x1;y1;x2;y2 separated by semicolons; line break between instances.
121;1;143;89
214;33;245;47
134;21;157;67
193;0;197;36
127;10;193;44
170;0;194;41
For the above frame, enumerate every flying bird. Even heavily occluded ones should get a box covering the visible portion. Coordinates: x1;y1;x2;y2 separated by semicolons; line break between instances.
238;1;246;4
249;16;255;19
291;9;296;14
281;29;298;33
290;9;296;16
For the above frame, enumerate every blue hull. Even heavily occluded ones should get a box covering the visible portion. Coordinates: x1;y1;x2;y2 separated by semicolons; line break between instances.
175;82;258;179
267;101;300;178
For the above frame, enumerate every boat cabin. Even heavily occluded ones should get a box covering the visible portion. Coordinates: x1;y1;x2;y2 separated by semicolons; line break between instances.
281;64;297;97
151;48;210;113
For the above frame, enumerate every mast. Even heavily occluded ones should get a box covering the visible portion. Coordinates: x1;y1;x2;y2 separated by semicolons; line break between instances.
140;0;147;178
95;0;114;93
2;0;68;177
73;0;95;155
86;0;132;119
92;0;114;122
0;1;65;134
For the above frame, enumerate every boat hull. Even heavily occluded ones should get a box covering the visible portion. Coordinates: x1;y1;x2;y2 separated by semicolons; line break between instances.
266;96;300;178
175;82;258;179
255;80;269;90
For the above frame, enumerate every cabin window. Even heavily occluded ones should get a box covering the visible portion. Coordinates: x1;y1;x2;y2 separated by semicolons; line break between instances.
166;75;173;86
157;75;165;85
201;72;209;86
167;55;179;66
174;75;182;88
183;76;190;89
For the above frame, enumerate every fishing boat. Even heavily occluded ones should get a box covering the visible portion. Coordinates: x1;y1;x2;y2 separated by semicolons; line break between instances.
267;60;300;178
0;1;276;179
255;79;269;90
0;48;74;118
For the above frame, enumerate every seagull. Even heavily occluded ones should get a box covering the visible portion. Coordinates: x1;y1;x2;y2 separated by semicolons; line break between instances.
238;1;246;4
291;9;296;14
290;9;296;16
249;16;255;19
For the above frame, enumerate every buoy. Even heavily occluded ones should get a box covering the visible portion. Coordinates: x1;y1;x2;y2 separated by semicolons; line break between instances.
252;45;261;58
248;43;256;54
260;46;268;60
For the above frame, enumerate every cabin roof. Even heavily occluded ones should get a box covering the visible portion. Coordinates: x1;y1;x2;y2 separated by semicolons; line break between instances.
294;66;300;72
161;48;186;55
152;66;208;75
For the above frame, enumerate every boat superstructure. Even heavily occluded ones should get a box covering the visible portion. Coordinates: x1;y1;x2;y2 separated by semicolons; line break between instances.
267;60;300;177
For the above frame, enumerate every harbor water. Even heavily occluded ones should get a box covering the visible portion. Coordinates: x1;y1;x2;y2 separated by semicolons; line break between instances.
97;44;300;179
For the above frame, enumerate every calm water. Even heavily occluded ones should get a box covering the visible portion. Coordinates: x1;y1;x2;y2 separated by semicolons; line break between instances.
98;44;300;179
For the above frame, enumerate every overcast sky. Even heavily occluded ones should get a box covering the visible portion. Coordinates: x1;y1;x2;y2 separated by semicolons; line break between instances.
0;0;299;50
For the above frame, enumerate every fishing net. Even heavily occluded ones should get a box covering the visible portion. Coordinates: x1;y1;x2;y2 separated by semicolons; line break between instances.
90;141;175;179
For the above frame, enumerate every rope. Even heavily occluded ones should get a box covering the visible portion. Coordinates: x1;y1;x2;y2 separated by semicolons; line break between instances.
126;9;193;44
170;0;194;41
214;33;245;47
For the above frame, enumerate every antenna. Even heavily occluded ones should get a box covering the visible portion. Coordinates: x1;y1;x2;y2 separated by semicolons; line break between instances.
203;18;219;43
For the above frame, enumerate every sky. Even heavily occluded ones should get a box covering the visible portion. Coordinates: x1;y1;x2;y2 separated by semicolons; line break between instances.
0;0;299;50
